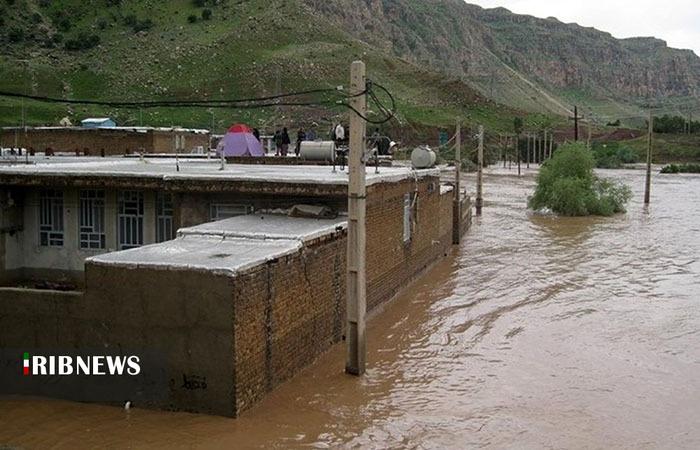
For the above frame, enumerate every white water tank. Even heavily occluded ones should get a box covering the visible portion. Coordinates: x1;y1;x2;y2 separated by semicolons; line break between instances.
300;141;336;161
411;145;436;169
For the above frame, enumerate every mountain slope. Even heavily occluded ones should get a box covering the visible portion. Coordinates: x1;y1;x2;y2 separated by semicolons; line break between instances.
303;0;700;123
0;0;519;136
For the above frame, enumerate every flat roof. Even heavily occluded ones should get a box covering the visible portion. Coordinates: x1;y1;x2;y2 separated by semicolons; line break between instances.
178;214;347;242
1;126;209;134
88;215;347;274
0;157;440;186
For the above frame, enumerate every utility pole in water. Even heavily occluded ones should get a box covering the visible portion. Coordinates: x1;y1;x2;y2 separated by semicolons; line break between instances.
346;60;367;376
526;133;531;169
476;125;484;216
644;109;653;205
453;121;462;244
570;106;580;141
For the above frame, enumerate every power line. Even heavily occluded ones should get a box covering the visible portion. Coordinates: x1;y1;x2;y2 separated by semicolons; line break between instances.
0;81;396;124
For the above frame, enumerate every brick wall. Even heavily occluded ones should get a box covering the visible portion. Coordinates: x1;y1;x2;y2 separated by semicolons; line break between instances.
0;128;209;156
0;173;471;417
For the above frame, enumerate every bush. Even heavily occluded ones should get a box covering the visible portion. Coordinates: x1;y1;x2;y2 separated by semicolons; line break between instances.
660;163;700;174
528;143;632;216
8;28;24;42
132;18;153;32
123;14;137;26
187;14;198;23
97;18;108;30
591;142;637;169
192;0;206;6
64;32;100;51
201;8;212;20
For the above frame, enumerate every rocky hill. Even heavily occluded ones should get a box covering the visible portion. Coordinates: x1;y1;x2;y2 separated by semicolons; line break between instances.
303;0;700;121
1;0;698;132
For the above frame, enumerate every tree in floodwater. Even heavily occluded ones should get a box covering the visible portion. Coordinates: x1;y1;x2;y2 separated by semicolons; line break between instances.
528;143;632;216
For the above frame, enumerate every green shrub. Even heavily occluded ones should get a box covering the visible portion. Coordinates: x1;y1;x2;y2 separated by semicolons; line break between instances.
529;143;632;216
64;32;100;51
660;163;700;174
187;14;198;23
8;28;24;42
591;142;637;168
201;8;212;20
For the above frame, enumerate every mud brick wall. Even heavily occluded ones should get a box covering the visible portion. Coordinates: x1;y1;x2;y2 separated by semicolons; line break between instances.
232;176;464;415
365;176;456;311
0;266;237;416
232;234;346;414
0;129;208;156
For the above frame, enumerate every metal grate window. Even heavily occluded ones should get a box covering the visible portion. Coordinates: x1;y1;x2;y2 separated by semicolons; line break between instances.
403;193;412;242
79;190;106;250
210;203;252;221
156;192;175;243
39;189;64;247
117;190;144;250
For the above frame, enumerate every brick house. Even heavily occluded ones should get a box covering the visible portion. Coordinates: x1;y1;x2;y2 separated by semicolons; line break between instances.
1;126;210;156
0;157;470;416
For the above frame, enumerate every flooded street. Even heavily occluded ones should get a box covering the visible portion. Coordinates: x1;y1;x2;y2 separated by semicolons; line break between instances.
1;167;699;449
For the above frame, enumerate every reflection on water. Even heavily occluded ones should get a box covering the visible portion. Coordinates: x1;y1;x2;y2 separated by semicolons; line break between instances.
1;168;699;449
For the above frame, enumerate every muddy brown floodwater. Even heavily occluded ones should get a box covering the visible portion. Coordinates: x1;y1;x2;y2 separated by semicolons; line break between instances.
1;167;699;449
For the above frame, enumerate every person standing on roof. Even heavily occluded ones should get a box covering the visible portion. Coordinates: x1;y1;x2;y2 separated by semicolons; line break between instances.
334;123;345;146
295;128;306;157
273;130;283;156
281;127;291;157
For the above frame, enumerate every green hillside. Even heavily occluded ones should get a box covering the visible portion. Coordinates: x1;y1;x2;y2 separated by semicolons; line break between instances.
0;0;520;137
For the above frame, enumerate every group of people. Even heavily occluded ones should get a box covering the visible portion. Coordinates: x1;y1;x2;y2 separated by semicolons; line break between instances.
271;127;319;157
268;124;392;157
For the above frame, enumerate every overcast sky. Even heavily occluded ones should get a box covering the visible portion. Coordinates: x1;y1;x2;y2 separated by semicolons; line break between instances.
467;0;700;56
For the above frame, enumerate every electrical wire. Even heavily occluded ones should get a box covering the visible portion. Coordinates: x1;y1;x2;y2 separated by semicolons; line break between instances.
0;82;395;124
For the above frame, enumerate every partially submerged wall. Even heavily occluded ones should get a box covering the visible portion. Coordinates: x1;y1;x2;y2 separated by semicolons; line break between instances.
0;173;472;417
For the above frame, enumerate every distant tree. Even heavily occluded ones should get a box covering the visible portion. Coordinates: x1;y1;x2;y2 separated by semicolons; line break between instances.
201;8;212;20
97;18;108;30
606;119;621;127
187;14;198;23
192;0;206;6
513;117;523;135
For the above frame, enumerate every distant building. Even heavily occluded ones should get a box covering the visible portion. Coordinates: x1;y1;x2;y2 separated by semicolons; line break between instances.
81;117;116;128
0;126;210;155
0;157;470;417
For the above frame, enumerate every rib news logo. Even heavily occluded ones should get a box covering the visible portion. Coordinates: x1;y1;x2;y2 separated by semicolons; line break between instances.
22;352;141;376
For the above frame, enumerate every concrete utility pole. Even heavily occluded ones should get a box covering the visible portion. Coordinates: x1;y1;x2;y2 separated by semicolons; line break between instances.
587;122;592;150
516;135;521;176
453;121;462;244
346;60;367;376
549;130;554;158
572;105;580;141
526;133;531;168
543;129;548;161
644;109;653;205
476;125;484;216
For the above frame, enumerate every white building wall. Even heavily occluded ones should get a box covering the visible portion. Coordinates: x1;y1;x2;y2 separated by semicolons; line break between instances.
3;187;157;274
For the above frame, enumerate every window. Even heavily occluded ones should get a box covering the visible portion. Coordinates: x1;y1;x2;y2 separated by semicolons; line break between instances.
79;190;106;249
210;203;252;221
117;190;144;250
156;192;175;243
403;193;412;242
39;190;64;247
